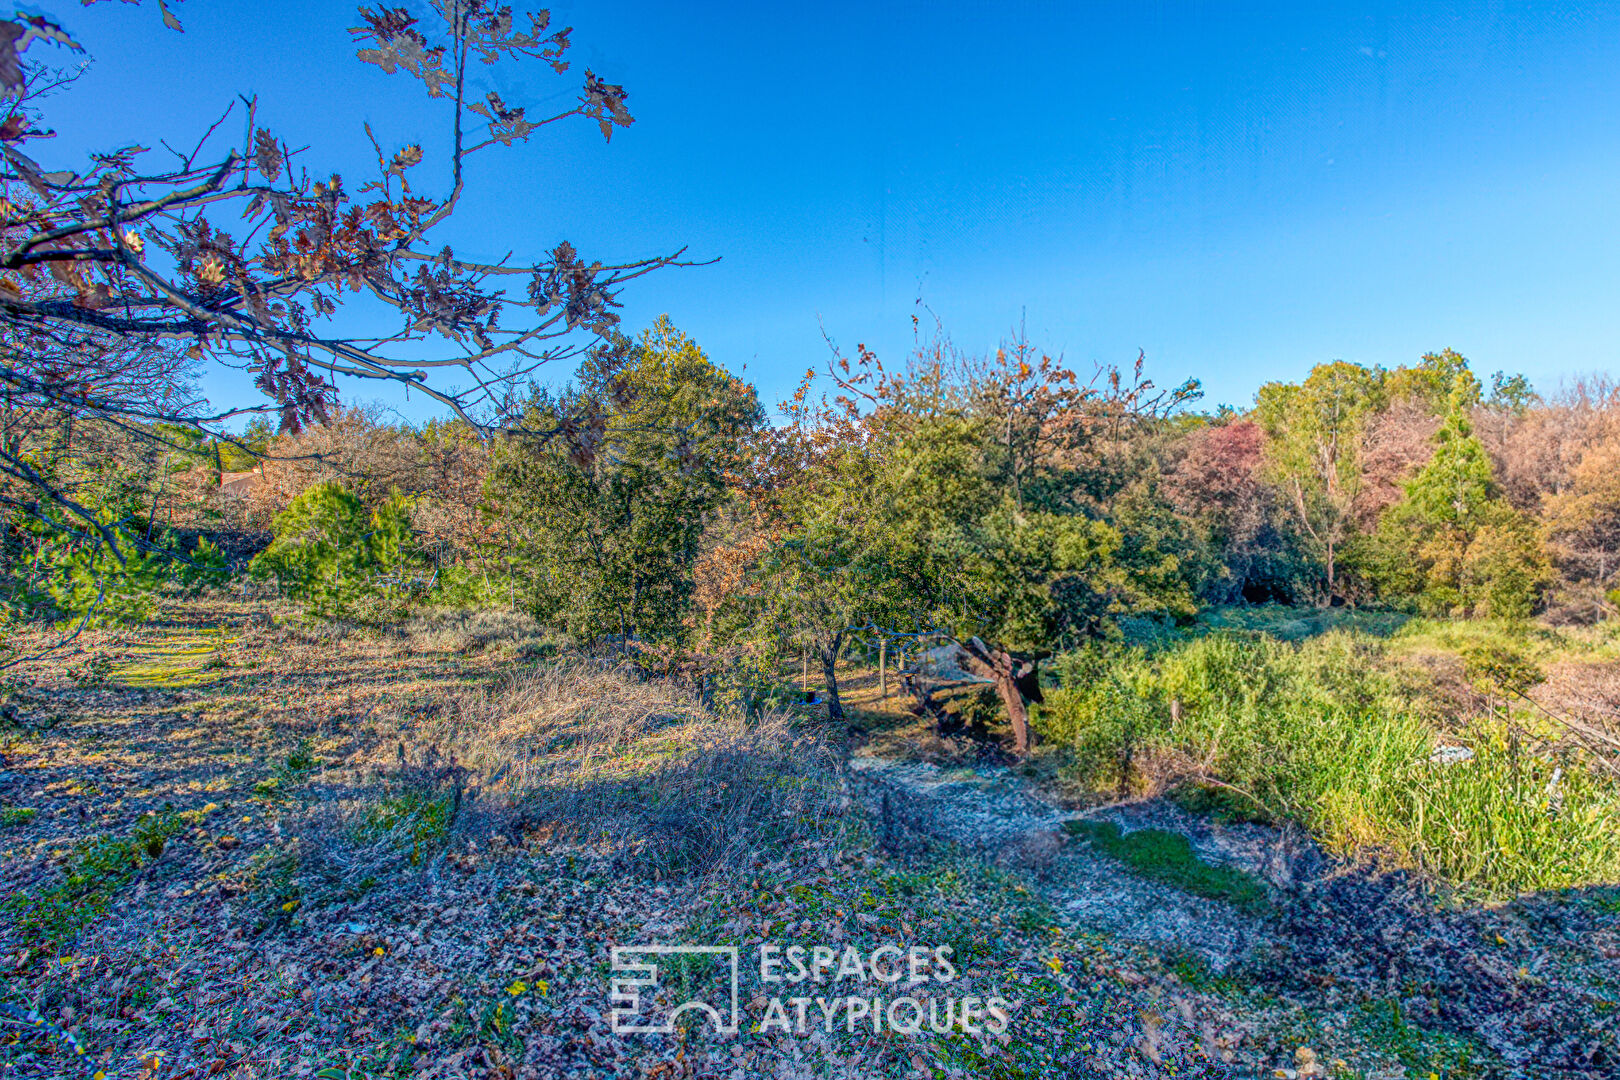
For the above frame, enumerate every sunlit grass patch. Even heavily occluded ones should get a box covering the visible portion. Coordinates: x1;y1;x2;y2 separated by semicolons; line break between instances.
1390;616;1620;665
111;630;240;688
1064;819;1272;913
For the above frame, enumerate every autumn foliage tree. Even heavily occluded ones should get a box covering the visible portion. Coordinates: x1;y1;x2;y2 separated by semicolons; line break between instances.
1543;441;1620;600
0;1;685;622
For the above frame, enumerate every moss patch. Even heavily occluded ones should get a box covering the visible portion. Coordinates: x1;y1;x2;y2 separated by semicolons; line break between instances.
4;810;188;950
1063;819;1271;913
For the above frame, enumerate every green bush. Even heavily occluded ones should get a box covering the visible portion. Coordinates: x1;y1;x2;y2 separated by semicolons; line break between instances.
13;510;226;629
251;482;424;619
1036;631;1620;896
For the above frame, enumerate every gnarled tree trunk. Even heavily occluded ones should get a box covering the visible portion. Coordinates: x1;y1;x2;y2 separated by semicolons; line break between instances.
819;630;845;722
953;636;1046;754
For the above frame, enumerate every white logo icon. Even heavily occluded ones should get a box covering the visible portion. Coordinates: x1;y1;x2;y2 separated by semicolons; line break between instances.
610;945;740;1035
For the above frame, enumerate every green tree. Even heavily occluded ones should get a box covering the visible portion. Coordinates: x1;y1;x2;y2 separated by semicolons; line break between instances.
1403;387;1496;526
486;318;763;644
32;513;223;629
1459;513;1550;620
1256;361;1385;601
1486;370;1537;414
916;498;1196;751
751;339;1202;750
251;482;418;618
1377;381;1550;617
1385;348;1481;413
746;434;900;721
217;418;275;474
848;405;1194;752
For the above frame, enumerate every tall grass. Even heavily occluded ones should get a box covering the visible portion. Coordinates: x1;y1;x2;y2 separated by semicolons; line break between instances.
1035;631;1620;896
1389;614;1620;665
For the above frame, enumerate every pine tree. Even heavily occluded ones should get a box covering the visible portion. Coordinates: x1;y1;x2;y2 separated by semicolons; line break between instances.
1378;378;1550;617
1402;383;1496;528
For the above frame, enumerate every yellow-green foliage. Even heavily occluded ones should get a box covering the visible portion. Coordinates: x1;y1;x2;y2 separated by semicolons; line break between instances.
251;481;419;619
1037;631;1620;896
1389;616;1620;665
112;630;238;688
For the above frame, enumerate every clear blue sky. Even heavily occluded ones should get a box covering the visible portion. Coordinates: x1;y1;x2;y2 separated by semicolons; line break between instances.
38;0;1620;417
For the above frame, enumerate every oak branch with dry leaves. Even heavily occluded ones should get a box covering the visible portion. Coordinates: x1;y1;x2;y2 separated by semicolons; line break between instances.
0;0;694;546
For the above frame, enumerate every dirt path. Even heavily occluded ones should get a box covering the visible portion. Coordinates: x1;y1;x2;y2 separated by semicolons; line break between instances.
845;750;1620;1079
847;755;1288;970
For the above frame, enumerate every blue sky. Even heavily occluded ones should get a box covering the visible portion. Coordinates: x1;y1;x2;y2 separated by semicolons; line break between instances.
36;0;1620;418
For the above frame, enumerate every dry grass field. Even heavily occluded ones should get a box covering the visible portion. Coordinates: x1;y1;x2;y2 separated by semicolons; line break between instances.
0;600;1236;1079
2;599;1615;1080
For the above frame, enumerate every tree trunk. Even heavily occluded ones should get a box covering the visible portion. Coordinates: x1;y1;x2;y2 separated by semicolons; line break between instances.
1324;538;1336;605
993;675;1032;755
954;637;1045;755
820;631;845;722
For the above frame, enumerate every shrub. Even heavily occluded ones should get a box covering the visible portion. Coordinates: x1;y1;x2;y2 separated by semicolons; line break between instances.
251;482;424;619
17;511;226;629
360;790;454;866
1041;646;1158;794
1036;631;1620;895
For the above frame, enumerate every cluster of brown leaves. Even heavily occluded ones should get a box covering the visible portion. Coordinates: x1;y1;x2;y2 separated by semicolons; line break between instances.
0;0;677;562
